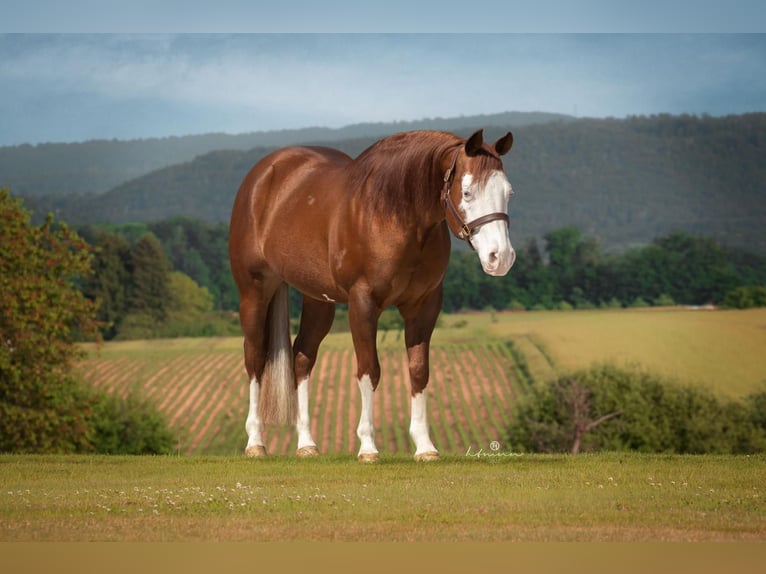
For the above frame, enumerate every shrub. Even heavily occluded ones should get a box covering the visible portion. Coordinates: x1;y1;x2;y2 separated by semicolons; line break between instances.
507;364;766;454
653;293;676;306
90;392;175;455
724;286;766;309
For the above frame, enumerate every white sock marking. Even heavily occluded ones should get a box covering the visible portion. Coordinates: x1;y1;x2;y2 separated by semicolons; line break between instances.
296;376;317;450
356;375;379;457
245;377;265;449
410;391;438;456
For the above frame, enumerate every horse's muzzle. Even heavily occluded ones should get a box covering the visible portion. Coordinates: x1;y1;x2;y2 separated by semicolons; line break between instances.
480;246;515;276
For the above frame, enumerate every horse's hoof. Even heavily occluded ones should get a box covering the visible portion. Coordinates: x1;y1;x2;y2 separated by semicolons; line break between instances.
414;451;440;462
296;445;320;458
357;452;380;463
245;445;267;458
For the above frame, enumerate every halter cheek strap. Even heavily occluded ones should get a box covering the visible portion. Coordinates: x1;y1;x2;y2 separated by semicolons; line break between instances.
441;149;510;251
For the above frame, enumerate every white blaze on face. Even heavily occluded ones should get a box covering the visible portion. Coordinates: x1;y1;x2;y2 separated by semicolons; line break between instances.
460;171;515;276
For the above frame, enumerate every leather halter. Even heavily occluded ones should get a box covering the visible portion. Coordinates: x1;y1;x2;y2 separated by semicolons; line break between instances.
440;149;510;251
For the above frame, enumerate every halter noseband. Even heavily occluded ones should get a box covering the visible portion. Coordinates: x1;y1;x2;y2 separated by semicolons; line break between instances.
440;149;510;251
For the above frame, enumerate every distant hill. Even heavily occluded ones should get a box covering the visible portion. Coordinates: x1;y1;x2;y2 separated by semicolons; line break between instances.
13;113;766;254
0;111;571;197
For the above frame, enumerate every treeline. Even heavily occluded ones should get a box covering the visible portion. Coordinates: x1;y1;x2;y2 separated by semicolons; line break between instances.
75;217;766;340
77;223;240;340
445;226;766;312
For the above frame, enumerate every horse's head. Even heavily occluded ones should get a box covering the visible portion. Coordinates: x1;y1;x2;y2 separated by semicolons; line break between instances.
442;129;516;276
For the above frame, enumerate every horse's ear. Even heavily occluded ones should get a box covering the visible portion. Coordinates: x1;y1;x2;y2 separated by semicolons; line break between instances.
494;131;514;156
465;129;484;156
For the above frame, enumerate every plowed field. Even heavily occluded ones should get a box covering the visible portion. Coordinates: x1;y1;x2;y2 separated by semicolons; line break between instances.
79;337;540;456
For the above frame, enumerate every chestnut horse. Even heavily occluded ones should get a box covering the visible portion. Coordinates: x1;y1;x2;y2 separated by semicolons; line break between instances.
229;129;515;462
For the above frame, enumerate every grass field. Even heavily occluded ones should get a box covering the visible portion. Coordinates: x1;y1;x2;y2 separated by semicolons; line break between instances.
3;307;766;544
1;453;764;542
447;307;766;399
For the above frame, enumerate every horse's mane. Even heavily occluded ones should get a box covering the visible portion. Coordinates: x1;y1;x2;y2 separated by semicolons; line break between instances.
346;130;504;219
346;131;460;218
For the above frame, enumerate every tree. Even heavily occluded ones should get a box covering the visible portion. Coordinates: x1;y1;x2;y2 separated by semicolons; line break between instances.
0;189;101;452
167;271;214;316
513;238;556;309
653;232;740;304
129;233;170;321
443;250;483;311
80;230;132;340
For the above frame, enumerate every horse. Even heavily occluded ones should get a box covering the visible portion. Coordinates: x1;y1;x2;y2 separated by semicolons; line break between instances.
228;128;516;462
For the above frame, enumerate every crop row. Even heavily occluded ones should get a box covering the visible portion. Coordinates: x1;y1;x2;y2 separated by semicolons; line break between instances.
78;339;538;456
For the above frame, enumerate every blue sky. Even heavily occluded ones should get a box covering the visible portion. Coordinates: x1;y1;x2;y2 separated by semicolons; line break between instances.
1;2;765;145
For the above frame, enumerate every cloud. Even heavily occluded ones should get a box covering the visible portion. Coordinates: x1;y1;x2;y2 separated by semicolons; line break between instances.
1;34;765;145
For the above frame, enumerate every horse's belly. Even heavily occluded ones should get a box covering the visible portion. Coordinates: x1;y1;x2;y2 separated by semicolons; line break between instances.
282;262;349;304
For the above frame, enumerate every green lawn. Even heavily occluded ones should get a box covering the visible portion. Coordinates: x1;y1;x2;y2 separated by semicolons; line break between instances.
1;453;763;542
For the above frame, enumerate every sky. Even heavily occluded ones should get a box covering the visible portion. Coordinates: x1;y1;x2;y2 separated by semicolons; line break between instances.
1;2;765;146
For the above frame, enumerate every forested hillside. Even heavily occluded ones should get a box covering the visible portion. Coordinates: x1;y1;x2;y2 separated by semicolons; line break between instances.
15;113;766;254
0;111;569;197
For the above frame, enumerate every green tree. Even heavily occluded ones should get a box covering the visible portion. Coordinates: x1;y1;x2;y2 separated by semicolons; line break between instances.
129;233;170;321
724;286;766;309
544;226;601;305
0;189;100;452
514;238;555;309
443;250;483;311
653;233;740;304
81;230;132;340
167;271;214;316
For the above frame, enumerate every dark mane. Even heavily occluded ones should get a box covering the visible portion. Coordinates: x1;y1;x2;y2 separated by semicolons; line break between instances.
346;130;506;219
346;131;461;218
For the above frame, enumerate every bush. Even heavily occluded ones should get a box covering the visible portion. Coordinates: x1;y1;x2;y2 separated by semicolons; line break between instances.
724;286;766;309
91;392;175;455
653;293;676;306
507;364;766;454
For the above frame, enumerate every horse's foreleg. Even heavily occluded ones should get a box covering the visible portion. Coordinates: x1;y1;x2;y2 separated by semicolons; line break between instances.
293;297;335;457
401;288;442;462
349;289;382;462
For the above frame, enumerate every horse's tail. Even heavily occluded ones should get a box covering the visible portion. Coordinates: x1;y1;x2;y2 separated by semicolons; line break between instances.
258;282;297;425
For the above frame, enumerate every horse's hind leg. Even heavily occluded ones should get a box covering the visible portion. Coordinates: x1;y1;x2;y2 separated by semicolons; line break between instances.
293;296;335;457
238;277;278;457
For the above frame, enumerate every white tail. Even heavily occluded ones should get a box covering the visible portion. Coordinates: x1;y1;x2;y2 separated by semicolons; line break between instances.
258;283;297;425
